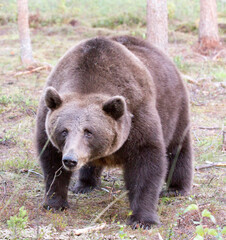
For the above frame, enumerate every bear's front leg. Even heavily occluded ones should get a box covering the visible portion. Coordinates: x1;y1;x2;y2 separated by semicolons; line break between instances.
123;144;166;229
36;105;72;210
72;163;103;194
40;143;72;210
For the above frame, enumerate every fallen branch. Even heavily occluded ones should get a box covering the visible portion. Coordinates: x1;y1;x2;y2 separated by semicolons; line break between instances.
181;74;200;85
212;49;226;61
28;169;44;179
193;52;208;61
73;223;106;236
92;191;128;224
195;162;226;170
213;82;226;88
14;64;52;76
199;127;221;130
0;175;7;203
158;232;164;240
223;131;226;152
14;66;46;76
196;76;214;82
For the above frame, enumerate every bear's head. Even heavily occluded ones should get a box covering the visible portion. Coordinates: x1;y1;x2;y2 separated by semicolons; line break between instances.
44;87;132;171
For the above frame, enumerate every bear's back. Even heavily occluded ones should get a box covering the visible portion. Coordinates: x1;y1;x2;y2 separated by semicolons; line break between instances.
46;36;156;111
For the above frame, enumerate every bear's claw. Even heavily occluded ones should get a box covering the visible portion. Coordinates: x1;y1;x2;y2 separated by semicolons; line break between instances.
43;204;69;211
127;214;160;230
160;189;188;198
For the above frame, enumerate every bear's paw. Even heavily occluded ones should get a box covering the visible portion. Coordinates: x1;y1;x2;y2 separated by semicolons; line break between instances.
43;196;69;211
72;183;97;194
127;214;160;230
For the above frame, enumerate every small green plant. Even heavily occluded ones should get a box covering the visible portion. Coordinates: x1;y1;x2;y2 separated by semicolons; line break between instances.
213;69;226;82
117;222;128;240
168;2;176;19
47;212;67;231
7;206;28;239
0;95;12;105
173;55;191;73
183;204;226;240
173;55;185;70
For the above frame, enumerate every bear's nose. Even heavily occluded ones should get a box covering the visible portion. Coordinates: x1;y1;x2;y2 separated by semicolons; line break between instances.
62;155;78;168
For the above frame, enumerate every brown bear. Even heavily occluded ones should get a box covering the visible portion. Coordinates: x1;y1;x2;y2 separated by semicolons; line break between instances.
35;36;193;229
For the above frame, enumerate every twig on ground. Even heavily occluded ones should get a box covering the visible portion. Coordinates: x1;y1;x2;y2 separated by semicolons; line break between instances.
196;76;213;82
199;127;221;130
190;100;205;106
14;62;52;77
92;191;128;224
108;179;116;200
72;223;106;236
45;166;63;198
28;169;44;179
35;200;41;240
192;130;200;143
14;66;48;76
195;162;226;170
0;177;28;213
181;74;200;85
223;131;226;152
101;187;110;193
207;176;215;186
212;49;226;61
193;52;208;61
158;232;164;240
204;129;223;152
0;175;7;203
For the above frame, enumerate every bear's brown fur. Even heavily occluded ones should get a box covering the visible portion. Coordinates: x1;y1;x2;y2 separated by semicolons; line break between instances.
35;36;193;229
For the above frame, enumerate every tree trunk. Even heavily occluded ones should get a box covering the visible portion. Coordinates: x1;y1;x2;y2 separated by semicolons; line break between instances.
199;0;220;51
17;0;35;66
146;0;168;53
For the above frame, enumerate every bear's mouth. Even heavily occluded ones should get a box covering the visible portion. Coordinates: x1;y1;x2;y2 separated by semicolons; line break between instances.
62;164;77;172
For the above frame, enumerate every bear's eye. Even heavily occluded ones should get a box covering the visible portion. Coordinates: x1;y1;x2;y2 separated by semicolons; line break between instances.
84;129;93;139
61;129;68;138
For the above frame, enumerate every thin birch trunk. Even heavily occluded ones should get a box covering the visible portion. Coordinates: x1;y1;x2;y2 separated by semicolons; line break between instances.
199;0;220;50
17;0;35;66
146;0;168;53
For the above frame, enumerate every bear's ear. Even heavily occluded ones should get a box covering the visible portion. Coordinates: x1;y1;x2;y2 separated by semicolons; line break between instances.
103;96;126;120
45;87;62;110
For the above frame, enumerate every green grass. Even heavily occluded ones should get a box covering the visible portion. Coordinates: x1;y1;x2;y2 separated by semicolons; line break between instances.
212;66;226;82
92;12;145;29
1;0;225;29
0;89;38;116
196;134;224;163
2;156;38;172
173;55;192;73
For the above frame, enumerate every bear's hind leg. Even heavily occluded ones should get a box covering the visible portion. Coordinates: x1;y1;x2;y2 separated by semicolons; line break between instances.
161;132;193;197
72;164;103;194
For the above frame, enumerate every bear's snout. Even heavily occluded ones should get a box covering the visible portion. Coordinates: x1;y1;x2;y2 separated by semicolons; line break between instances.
62;155;78;170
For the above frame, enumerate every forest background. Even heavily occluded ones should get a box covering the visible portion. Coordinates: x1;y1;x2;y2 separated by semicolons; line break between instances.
0;0;225;239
